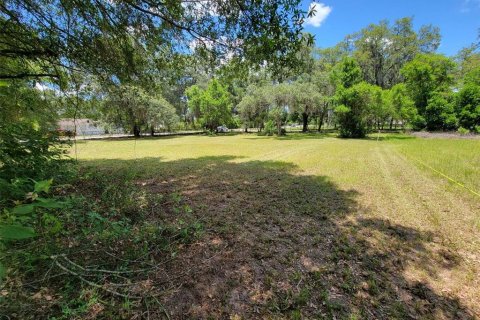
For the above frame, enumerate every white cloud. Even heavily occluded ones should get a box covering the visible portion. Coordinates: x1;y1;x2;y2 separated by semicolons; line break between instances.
304;2;332;28
35;82;49;91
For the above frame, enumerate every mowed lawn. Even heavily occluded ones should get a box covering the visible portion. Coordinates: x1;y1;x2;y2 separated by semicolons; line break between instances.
74;134;480;319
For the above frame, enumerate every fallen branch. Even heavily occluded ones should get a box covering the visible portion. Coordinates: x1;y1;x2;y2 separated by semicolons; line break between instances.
51;255;142;300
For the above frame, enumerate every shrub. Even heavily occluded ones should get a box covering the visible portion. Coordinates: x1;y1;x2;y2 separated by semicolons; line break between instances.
335;104;367;138
264;120;276;136
335;82;382;138
0;122;72;208
411;115;427;131
458;127;470;135
456;84;480;131
0;122;71;182
0;179;67;280
424;92;457;131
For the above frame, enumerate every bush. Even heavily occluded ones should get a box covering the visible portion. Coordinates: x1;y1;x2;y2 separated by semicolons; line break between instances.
335;83;381;138
264;120;276;136
411;115;427;131
335;104;368;138
0;122;72;209
456;84;480;131
0;123;70;181
458;127;470;135
443;114;459;131
424;92;457;131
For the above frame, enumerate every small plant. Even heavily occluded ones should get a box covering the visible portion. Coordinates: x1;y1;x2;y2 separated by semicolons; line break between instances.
0;179;67;280
458;127;470;135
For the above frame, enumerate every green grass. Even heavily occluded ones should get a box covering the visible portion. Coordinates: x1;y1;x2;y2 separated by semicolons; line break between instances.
73;133;480;196
69;133;480;318
393;138;480;195
6;133;479;319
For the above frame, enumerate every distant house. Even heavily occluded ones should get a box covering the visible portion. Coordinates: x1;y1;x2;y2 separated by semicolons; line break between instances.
57;119;121;136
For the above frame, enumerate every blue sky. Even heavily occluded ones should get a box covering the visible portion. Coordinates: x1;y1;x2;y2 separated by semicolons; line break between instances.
301;0;480;56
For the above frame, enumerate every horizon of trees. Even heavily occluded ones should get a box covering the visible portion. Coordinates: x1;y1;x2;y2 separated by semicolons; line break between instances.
182;18;480;138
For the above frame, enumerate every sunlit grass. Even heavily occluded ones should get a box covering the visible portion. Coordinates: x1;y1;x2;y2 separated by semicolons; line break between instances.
392;138;480;195
72;133;479;196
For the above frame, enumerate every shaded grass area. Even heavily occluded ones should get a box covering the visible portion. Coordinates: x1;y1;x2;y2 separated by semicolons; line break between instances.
2;133;479;319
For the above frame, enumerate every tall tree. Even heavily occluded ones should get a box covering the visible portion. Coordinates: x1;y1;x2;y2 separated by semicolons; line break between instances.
103;85;176;136
290;82;322;132
185;85;205;127
238;85;270;132
389;83;417;129
346;17;441;88
331;57;362;89
401;53;455;116
456;67;480;131
186;79;232;132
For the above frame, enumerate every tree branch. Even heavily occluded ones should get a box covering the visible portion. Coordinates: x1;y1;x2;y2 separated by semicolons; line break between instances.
0;73;60;80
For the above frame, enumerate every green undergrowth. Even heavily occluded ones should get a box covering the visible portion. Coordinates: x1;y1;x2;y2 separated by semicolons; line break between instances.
0;167;203;319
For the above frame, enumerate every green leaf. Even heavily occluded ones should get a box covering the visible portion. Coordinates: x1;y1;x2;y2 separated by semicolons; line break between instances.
0;225;36;240
12;204;35;215
34;179;53;193
35;198;65;209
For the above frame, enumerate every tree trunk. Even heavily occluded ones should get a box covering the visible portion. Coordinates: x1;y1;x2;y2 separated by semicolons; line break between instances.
302;113;309;132
277;122;282;136
318;112;325;132
389;118;394;130
133;124;141;137
150;126;155;136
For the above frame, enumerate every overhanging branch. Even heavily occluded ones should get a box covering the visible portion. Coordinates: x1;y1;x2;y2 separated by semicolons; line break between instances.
0;73;60;80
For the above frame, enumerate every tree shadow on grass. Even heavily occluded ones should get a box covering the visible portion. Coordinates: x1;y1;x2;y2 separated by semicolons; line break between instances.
59;156;476;318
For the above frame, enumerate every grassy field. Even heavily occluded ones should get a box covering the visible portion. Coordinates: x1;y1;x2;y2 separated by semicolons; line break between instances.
64;133;480;319
5;133;473;319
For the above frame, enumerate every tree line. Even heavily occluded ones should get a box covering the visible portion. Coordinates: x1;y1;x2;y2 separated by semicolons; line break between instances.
184;18;480;137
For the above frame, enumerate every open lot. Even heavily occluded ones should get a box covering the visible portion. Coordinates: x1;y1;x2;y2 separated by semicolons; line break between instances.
63;133;480;318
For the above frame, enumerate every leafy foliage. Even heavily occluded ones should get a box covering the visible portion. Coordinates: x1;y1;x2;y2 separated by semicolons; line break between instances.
335;82;383;138
401;54;455;115
186;79;233;132
102;85;178;136
1;0;311;82
347;18;441;88
0;179;68;281
425;92;457;131
0;123;68;184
